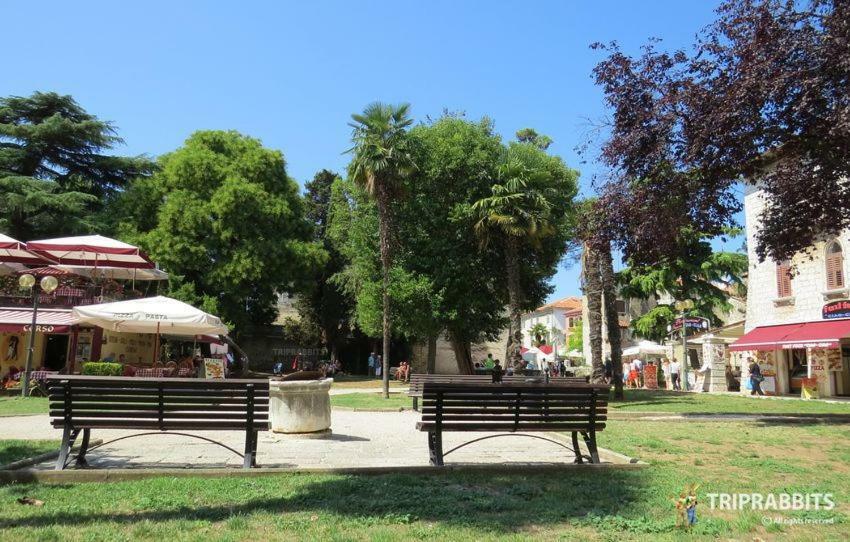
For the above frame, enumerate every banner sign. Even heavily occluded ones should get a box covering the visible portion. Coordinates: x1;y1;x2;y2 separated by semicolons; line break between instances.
822;300;850;320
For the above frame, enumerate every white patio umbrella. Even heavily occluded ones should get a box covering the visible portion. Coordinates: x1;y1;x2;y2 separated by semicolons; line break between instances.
622;340;668;357
72;296;228;363
27;234;155;269
54;264;169;281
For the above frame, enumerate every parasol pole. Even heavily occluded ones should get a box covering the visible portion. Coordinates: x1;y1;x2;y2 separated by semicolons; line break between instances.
152;321;160;365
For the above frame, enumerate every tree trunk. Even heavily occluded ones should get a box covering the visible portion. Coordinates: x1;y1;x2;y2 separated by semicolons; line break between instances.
448;330;474;375
426;332;437;374
377;187;394;399
583;243;605;384
599;241;624;399
504;236;524;370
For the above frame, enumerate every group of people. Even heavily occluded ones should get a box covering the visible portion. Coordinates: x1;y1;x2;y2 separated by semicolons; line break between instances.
608;357;684;390
366;352;412;382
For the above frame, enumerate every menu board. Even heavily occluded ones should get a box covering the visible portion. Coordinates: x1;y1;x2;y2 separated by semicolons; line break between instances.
204;357;226;379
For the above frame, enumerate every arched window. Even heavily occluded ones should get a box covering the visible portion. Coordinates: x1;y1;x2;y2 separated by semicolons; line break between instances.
826;241;845;289
776;259;792;298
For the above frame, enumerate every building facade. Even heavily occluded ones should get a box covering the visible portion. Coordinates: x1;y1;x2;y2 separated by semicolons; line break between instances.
732;184;850;397
520;296;582;353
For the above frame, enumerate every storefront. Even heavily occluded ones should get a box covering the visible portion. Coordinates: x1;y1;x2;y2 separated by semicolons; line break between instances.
0;308;77;376
730;318;850;397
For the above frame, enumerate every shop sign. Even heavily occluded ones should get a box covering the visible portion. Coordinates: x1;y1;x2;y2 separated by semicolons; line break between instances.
23;324;55;333
822;300;850;320
672;317;709;330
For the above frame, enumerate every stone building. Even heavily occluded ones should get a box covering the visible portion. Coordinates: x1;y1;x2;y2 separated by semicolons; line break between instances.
729;184;850;397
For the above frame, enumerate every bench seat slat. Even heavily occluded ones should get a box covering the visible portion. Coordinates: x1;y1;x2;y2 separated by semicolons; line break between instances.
50;402;269;412
420;414;607;422
50;410;268;420
416;422;605;432
51;420;270;431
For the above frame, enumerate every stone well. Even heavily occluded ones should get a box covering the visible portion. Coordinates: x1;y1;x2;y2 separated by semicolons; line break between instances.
268;378;333;434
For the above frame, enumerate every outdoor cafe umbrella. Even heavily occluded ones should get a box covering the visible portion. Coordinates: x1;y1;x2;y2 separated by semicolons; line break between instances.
26;234;155;269
0;233;50;265
72;296;228;363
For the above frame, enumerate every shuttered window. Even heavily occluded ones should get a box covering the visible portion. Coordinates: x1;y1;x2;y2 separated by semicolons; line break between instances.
826;241;844;290
776;260;793;298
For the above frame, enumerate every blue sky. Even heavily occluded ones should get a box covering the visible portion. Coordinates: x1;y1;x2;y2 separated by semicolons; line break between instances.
5;1;730;301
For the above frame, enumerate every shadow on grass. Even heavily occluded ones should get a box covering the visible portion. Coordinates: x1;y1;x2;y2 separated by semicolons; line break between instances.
0;442;55;466
0;470;649;532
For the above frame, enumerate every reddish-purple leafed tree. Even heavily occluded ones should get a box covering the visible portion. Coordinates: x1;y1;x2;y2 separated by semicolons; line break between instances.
592;0;849;264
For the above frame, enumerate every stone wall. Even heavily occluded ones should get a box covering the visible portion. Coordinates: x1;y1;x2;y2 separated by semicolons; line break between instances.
744;184;850;330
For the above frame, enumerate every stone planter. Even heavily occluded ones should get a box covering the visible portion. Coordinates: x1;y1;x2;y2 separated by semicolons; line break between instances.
268;378;332;434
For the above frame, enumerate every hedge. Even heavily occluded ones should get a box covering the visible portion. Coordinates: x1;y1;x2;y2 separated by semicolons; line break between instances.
81;362;124;376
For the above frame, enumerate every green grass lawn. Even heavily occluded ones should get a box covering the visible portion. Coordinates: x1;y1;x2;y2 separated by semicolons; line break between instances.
0;440;58;467
331;392;410;410
0;396;48;417
1;420;847;541
331;389;850;416
330;375;407;389
610;389;850;415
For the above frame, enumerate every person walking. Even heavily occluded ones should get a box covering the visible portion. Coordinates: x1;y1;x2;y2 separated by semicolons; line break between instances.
375;354;383;378
670;358;681;391
749;358;765;396
604;357;613;384
367;352;376;377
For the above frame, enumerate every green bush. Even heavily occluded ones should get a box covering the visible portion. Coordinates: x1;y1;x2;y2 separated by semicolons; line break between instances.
81;362;124;376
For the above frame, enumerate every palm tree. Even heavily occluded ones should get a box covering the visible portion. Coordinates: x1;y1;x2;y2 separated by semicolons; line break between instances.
348;102;415;398
581;242;605;383
473;151;558;368
599;241;624;399
529;322;549;346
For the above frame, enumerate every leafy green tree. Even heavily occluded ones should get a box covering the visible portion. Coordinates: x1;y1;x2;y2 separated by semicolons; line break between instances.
295;170;352;360
347;103;415;397
473;140;578;367
0;91;153;239
402;116;508;373
618;229;748;342
567;318;583;353
515;128;552;150
115;130;324;337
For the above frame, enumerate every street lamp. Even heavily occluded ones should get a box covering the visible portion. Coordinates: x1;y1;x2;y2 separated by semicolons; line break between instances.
19;273;59;397
674;300;694;391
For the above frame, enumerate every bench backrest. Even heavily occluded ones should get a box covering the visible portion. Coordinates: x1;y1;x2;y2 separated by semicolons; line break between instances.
421;382;608;432
408;373;589;394
47;375;269;431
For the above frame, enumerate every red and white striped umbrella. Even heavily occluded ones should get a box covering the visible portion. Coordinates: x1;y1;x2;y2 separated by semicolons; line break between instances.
0;233;51;265
26;234;154;269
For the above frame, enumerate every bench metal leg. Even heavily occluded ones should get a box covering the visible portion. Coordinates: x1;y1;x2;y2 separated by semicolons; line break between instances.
75;428;91;467
55;426;80;470
412;397;419;411
571;431;584;464
243;430;258;469
428;430;444;466
581;431;600;463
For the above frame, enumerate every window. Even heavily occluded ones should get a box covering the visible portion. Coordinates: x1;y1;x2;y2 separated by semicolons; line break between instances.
615;300;626;314
776;259;792;298
826;241;845;290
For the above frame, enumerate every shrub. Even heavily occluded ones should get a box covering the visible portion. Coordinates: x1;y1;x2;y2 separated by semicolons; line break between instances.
81;362;124;376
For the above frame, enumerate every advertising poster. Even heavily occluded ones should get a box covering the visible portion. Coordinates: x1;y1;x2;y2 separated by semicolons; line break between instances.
204;357;226;379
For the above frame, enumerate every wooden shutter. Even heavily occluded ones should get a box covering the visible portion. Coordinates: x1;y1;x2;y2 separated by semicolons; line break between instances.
776;261;792;298
827;251;844;289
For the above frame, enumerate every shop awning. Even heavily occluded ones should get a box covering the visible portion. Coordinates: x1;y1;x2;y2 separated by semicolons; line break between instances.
0;308;76;333
730;320;850;351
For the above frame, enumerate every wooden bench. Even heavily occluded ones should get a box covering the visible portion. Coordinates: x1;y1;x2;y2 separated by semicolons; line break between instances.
47;375;269;470
416;382;608;466
407;373;589;410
